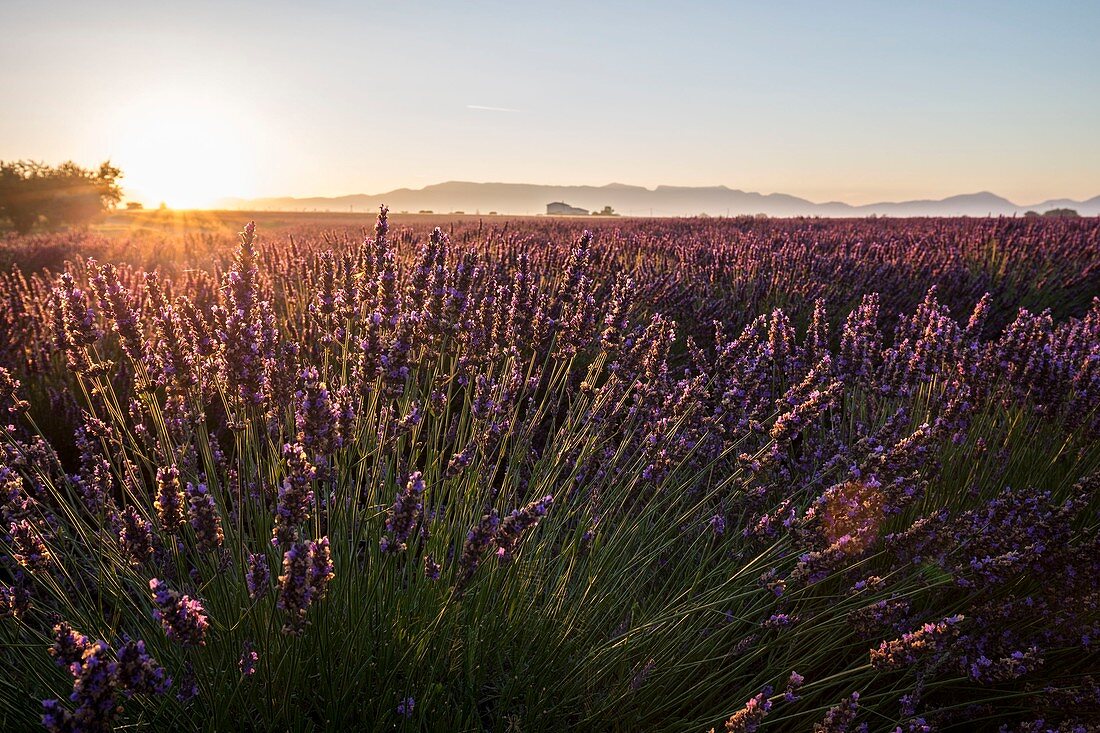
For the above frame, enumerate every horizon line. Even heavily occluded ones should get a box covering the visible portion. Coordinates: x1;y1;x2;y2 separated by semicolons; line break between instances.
207;181;1100;210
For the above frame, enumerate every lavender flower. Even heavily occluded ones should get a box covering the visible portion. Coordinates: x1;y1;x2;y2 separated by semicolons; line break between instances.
116;505;153;567
149;578;209;647
115;639;172;696
277;541;314;635
175;661;199;703
9;518;50;570
247;552;271;600
495;494;553;563
783;671;805;702
709;513;726;537
186;481;224;552
380;471;425;554
146;272;199;396
51;273;101;375
714;688;772;733
220;221;268;406
273;443;316;546
295;366;342;460
42;627;170;733
0;368;29;416
154;465;186;534
812;691;861;733
423;553;442;581
48;622;90;670
89;261;144;363
308;536;335;600
42;640;115;732
870;615;964;671
445;441;477;478
456;510;500;591
763;613;797;630
0;572;30;619
239;641;259;677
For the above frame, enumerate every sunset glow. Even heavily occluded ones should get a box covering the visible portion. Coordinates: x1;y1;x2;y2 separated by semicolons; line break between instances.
106;96;259;209
2;2;1096;206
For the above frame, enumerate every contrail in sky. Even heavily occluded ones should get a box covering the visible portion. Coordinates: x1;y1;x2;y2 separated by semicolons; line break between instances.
466;104;521;113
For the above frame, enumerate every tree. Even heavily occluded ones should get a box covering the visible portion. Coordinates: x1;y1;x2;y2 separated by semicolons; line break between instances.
0;160;123;233
1042;208;1079;218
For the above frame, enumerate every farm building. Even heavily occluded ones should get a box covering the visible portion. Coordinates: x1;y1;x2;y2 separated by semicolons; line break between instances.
546;201;589;215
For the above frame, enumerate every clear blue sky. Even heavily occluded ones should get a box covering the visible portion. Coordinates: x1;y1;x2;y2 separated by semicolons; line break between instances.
1;0;1097;207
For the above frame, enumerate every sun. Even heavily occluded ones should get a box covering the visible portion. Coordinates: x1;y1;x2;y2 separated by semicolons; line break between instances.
108;95;258;209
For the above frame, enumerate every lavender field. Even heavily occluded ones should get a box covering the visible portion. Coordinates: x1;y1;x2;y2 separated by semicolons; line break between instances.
1;210;1099;731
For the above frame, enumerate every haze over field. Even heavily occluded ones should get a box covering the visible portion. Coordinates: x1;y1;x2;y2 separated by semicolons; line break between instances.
2;1;1098;210
220;182;1100;218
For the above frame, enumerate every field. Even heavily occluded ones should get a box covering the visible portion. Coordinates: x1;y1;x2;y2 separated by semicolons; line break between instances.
1;210;1099;731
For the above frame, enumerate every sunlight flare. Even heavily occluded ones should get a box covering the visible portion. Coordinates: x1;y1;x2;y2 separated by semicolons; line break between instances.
108;96;257;209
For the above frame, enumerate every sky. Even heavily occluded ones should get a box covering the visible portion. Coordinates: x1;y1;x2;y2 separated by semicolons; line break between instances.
1;0;1098;208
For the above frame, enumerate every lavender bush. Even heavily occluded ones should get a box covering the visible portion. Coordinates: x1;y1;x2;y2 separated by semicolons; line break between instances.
0;209;1098;730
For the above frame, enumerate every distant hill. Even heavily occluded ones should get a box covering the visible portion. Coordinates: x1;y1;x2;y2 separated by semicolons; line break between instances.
217;182;1100;218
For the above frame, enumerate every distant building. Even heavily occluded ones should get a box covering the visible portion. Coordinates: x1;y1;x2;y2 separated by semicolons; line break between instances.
547;201;589;216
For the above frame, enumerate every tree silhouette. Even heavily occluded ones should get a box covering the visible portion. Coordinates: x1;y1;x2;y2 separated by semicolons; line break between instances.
0;160;123;233
1042;208;1079;218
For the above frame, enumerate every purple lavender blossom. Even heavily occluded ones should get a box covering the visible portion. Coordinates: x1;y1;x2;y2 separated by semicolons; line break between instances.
716;688;772;733
8;518;50;570
277;541;314;635
763;613;796;630
88;261;144;363
48;622;90;670
239;642;259;677
295;366;342;460
870;615;964;671
709;513;726;537
116;505;153;567
51;273;101;375
308;536;335;600
246;552;271;600
175;661;200;703
154;465;186;533
495;494;553;563
115;638;172;696
146;272;199;397
149;578;209;647
423;553;442;581
272;443;316;546
186;481;224;552
455;510;500;592
42;640;115;732
784;672;805;702
812;691;862;733
0;572;30;619
220;221;268;406
445;441;477;478
42;626;170;733
381;471;426;554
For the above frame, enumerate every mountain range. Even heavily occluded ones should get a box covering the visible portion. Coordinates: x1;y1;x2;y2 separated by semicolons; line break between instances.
217;182;1100;218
